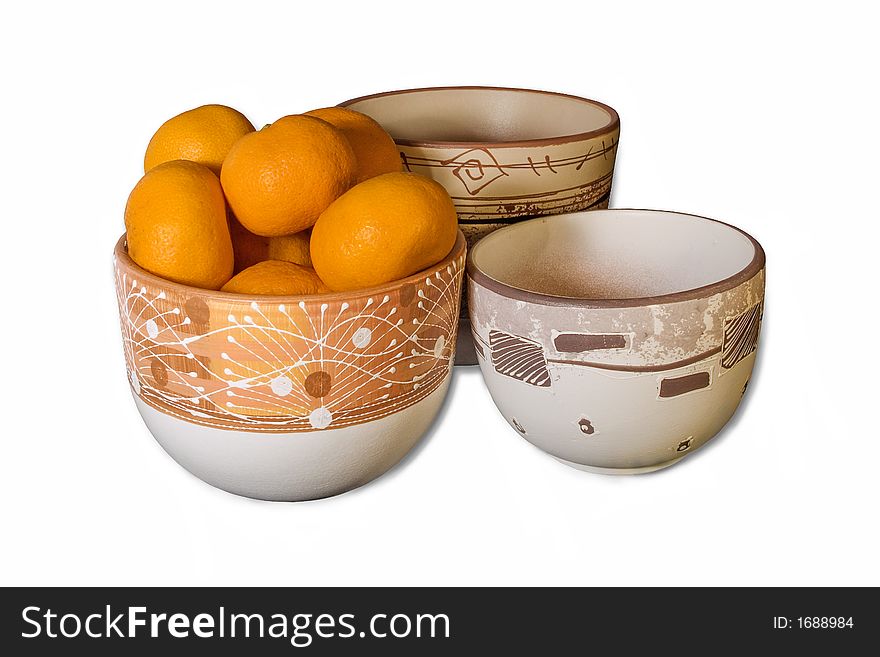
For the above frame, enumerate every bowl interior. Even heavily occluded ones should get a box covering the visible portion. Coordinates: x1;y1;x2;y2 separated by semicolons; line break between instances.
469;210;760;301
343;87;616;144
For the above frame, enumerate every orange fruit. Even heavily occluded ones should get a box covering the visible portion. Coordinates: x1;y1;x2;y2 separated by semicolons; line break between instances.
310;172;458;291
144;104;255;175
304;107;401;183
267;230;312;267
125;160;234;289
221;260;329;296
229;212;269;273
220;115;356;237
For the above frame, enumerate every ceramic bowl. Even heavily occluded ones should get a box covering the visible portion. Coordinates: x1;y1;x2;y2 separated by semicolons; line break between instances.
113;231;466;501
468;210;765;474
340;86;620;365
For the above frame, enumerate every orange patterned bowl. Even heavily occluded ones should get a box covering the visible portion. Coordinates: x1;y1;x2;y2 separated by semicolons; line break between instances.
113;231;466;501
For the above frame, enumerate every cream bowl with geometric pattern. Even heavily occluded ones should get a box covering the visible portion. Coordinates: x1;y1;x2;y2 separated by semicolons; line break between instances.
468;210;765;474
113;231;466;501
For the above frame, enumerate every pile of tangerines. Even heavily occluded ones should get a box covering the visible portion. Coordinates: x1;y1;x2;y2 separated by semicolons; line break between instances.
125;104;458;295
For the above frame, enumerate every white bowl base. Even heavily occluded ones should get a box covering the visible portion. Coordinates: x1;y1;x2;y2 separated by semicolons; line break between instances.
133;377;449;502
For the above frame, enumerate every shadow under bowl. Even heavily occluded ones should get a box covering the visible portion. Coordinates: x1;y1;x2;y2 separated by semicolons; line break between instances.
467;209;766;474
113;231;466;501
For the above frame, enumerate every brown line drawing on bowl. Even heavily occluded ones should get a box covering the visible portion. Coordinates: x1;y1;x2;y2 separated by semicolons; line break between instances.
488;330;551;387
449;172;613;202
454;185;612;212
394;136;616;221
401;138;617;171
722;302;763;369
456;195;610;217
526;155;558;176
454;192;612;226
511;417;527;435
441;148;510;195
659;371;711;398
546;346;722;373
575;145;595;170
554;332;628;353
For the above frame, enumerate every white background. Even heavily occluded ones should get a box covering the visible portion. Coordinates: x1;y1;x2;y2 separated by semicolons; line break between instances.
1;1;877;586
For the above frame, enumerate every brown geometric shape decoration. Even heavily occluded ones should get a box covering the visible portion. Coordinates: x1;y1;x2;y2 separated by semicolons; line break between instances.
577;418;596;435
676;437;694;452
659;371;711;398
150;358;169;389
304;371;332;398
399;283;416;308
722;302;763;369
554;332;627;353
184;296;210;324
489;330;551;387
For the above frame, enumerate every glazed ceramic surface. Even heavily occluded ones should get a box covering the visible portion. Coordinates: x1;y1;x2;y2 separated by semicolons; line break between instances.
341;87;620;365
468;210;765;474
113;232;466;500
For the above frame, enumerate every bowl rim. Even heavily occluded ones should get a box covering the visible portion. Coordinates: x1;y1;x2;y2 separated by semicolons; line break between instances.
338;86;620;149
466;209;765;308
114;229;467;303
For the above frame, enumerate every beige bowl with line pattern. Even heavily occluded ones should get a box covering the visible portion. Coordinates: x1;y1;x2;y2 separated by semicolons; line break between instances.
468;210;765;474
340;87;620;365
114;231;466;501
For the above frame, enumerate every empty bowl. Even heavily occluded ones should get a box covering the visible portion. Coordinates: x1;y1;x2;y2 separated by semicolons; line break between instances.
340;86;620;364
468;210;765;474
113;231;466;501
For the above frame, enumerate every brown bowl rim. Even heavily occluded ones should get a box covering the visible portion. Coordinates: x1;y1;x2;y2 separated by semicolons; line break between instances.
114;230;467;303
338;86;620;149
466;209;765;308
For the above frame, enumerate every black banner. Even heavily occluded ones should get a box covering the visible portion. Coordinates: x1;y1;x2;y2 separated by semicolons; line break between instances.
1;587;875;653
